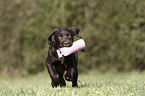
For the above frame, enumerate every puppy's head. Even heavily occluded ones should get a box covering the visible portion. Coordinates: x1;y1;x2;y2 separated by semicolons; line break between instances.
48;27;82;48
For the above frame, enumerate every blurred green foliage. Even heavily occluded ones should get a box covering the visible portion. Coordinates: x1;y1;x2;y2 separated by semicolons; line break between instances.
0;0;145;75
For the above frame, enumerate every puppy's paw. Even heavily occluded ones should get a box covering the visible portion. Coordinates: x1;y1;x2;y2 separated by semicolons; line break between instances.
65;74;72;81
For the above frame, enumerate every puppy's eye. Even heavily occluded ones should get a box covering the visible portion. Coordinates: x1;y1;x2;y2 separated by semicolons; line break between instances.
66;33;71;38
66;33;70;36
58;34;62;38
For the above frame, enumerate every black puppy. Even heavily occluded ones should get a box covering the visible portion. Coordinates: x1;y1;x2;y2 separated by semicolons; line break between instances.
45;27;83;87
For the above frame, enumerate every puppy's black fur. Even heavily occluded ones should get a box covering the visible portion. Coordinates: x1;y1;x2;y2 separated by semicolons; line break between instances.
45;27;82;87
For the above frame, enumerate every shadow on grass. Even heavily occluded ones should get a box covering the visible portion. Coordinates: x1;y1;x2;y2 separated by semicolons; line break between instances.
77;80;89;88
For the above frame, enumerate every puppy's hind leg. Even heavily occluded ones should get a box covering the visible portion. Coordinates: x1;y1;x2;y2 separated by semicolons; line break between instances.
65;67;73;81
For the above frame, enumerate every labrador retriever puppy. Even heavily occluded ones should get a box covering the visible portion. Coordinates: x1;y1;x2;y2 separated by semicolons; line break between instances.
45;27;83;87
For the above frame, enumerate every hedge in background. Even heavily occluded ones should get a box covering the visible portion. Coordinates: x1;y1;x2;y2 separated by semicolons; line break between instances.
0;0;145;75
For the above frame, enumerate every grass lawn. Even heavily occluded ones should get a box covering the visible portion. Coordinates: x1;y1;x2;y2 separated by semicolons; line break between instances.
0;72;145;96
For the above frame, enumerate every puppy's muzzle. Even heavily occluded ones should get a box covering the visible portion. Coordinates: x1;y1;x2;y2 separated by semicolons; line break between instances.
60;40;72;47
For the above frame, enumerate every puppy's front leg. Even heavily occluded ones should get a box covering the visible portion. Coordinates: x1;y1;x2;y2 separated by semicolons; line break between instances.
45;63;60;87
72;67;78;87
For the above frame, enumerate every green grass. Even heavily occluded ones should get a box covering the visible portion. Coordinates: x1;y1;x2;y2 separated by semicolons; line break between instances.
0;72;145;96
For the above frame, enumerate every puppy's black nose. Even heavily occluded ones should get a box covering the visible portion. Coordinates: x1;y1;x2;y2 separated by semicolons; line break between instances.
63;42;70;46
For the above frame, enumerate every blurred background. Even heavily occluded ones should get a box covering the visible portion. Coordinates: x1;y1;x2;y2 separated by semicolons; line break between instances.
0;0;145;76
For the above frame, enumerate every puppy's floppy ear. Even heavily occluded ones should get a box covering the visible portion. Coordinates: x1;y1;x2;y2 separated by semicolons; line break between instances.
48;29;58;45
68;27;82;38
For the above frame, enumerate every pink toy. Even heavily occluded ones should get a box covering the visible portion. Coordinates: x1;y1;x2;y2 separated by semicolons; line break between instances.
57;39;86;58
